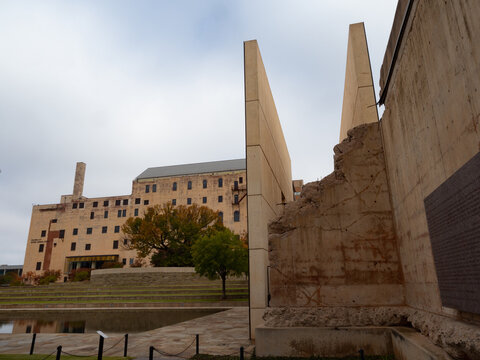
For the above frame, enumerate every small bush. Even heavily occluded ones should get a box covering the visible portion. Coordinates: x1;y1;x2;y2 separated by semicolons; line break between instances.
130;258;146;268
37;270;61;285
69;268;91;282
100;261;124;269
0;272;22;286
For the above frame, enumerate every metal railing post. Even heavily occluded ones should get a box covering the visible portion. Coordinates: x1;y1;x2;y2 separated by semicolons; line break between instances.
98;334;104;360
29;333;36;355
196;334;199;355
124;333;128;357
359;349;365;360
240;346;244;360
149;345;154;360
56;345;62;360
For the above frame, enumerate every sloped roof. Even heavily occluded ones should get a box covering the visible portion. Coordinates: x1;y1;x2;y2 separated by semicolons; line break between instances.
136;159;246;180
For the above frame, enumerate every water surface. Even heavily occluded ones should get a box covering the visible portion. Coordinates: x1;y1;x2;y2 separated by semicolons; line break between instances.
0;308;224;334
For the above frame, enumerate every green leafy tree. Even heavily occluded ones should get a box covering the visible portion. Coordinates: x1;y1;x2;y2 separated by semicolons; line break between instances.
122;203;221;267
192;228;248;299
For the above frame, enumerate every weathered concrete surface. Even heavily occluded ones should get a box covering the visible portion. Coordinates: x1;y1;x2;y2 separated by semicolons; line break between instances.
379;0;480;319
244;39;293;338
256;324;453;359
339;23;378;141
256;326;392;358
268;123;403;308
263;306;480;359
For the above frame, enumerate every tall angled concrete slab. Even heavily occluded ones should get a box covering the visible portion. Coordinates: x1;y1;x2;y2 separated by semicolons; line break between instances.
244;40;293;339
339;23;378;141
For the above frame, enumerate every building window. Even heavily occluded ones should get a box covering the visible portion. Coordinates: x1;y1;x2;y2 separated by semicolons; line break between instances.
122;258;127;265
36;262;42;271
117;210;122;218
152;184;157;192
104;211;108;219
41;230;46;237
234;194;239;204
203;179;207;188
234;181;238;190
72;203;78;209
90;212;94;220
114;226;120;233
135;198;141;204
218;178;223;188
239;176;243;184
79;203;84;209
123;199;128;205
102;226;107;234
115;199;121;206
172;199;176;206
187;181;192;190
51;219;57;223
145;185;150;193
59;230;65;238
144;200;149;205
113;240;118;249
172;182;177;191
123;238;128;245
134;208;139;216
234;210;240;222
71;242;76;251
73;228;78;235
39;244;44;253
104;200;109;207
219;211;223;222
129;258;134;265
122;209;127;217
187;198;192;205
85;244;91;251
203;197;207;204
86;227;92;235
218;195;223;203
93;201;98;208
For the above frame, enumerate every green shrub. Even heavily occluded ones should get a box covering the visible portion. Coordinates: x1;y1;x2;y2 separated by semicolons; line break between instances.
100;261;124;269
69;268;91;282
37;270;61;285
0;272;23;286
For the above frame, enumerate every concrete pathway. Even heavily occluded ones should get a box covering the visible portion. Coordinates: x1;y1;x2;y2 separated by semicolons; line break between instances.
0;307;253;359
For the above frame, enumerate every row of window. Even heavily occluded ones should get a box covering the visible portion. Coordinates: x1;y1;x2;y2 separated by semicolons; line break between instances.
38;208;240;240
146;177;243;193
72;198;148;210
40;225;122;238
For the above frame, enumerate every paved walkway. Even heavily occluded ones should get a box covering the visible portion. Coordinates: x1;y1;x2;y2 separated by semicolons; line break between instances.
0;307;253;359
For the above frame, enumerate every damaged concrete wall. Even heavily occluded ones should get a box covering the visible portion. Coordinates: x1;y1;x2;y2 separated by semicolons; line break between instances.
379;0;480;317
269;122;403;307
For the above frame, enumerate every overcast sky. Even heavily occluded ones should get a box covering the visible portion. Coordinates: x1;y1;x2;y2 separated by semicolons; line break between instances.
0;1;397;265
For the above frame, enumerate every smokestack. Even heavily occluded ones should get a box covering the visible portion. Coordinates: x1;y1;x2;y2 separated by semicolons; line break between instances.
73;162;86;198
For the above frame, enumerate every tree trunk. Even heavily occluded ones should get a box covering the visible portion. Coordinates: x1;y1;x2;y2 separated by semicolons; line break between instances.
221;274;226;299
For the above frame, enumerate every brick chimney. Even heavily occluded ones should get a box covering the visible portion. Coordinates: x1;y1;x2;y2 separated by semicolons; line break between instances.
72;162;86;198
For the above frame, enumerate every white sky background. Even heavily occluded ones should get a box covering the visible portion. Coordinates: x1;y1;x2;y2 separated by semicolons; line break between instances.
0;0;398;264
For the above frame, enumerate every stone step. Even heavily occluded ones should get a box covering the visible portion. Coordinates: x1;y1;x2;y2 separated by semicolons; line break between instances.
0;293;248;302
0;288;248;297
0;300;247;309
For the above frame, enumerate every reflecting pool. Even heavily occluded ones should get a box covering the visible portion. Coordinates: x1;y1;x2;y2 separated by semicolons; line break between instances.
0;308;224;334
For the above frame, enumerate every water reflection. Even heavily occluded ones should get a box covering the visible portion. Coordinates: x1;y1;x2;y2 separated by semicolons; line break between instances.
0;309;224;334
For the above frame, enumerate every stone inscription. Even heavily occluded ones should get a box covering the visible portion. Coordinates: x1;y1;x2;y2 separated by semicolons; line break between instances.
424;151;480;315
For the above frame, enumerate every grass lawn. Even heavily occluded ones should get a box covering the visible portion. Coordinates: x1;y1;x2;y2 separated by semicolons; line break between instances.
0;355;132;360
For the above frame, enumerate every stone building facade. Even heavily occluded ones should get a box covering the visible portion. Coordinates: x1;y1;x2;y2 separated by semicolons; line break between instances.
22;159;248;280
